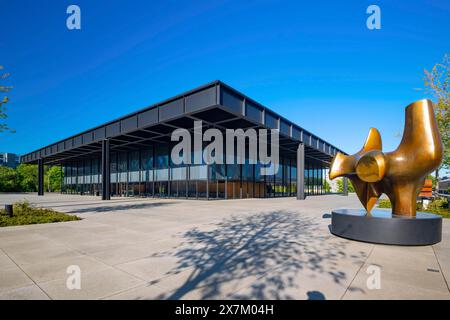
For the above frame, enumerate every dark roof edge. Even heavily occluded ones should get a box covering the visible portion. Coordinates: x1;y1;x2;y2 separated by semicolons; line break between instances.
216;81;344;154
22;80;345;158
22;80;221;157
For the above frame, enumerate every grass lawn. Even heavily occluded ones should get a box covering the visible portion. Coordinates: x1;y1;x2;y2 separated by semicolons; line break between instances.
377;199;450;218
0;201;81;227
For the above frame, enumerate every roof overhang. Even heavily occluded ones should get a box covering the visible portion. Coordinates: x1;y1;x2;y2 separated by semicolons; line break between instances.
21;81;344;166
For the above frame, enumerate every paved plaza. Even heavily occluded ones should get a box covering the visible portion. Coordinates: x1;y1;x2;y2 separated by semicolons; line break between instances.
0;193;449;300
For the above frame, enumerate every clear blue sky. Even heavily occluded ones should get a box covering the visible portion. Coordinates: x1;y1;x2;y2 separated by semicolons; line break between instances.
0;0;449;158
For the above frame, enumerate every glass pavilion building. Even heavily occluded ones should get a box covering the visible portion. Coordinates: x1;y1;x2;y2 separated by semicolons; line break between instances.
21;81;345;200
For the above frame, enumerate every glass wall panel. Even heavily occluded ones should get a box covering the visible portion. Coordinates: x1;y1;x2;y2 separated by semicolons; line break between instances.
290;161;297;196
188;180;197;198
155;146;169;169
178;180;187;198
171;167;187;181
129;151;140;183
155;146;169;197
170;181;178;197
118;153;128;183
190;165;207;180
141;148;154;196
197;181;207;198
155;181;168;197
61;139;330;200
255;163;265;198
110;153;117;195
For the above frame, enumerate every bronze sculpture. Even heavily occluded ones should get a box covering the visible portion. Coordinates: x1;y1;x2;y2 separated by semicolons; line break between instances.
329;99;443;217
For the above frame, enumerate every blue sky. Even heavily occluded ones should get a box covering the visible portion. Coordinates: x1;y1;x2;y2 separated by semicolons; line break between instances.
0;0;449;158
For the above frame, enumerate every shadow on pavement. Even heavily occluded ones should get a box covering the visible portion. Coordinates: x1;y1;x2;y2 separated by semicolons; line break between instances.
67;201;176;214
138;210;367;300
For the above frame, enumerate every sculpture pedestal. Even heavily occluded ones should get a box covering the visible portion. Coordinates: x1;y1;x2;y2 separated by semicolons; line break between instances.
331;209;442;246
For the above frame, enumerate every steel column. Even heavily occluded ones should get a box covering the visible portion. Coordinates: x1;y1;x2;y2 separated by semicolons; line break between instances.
296;143;305;200
343;177;348;196
38;158;44;196
101;139;111;200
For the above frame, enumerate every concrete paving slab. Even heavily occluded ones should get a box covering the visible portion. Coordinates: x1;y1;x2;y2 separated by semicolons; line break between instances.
343;263;450;300
363;245;441;272
231;271;345;300
39;267;144;300
89;243;162;266
20;255;111;284
0;285;50;300
4;244;82;266
0;266;34;293
103;283;173;300
115;256;188;281
0;250;16;270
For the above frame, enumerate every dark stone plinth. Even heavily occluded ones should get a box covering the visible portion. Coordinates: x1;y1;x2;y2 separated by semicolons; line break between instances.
331;209;442;246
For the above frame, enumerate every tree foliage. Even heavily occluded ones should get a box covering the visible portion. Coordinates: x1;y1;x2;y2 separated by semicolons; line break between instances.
424;54;449;172
16;164;38;192
323;179;331;193
0;65;14;134
0;164;63;192
47;165;62;192
0;166;18;192
336;178;355;193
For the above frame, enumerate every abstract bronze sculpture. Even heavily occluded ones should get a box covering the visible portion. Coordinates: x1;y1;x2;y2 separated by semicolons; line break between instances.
329;99;444;245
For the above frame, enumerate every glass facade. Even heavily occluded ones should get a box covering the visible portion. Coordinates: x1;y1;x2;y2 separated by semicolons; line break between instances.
62;145;329;199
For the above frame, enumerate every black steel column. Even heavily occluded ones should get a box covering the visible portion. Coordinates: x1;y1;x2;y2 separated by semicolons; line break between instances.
38;158;44;196
296;143;305;200
206;164;209;200
225;164;228;199
343;177;348;196
101;139;110;200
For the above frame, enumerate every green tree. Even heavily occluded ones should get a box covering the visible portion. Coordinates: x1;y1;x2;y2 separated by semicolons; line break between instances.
0;166;18;191
424;54;449;180
16;164;38;192
47;166;63;192
0;65;14;134
323;179;331;193
336;178;355;193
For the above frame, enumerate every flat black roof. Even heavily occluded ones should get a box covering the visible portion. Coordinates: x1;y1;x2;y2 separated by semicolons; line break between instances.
21;80;344;165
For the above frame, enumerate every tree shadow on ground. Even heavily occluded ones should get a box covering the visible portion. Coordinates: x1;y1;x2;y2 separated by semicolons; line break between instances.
67;201;176;214
142;210;368;300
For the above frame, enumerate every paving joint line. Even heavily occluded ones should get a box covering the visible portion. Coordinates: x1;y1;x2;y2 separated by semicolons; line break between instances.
0;247;53;300
431;245;450;293
339;245;375;300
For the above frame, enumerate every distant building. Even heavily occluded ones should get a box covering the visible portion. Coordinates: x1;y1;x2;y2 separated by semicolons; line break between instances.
0;152;20;169
438;177;450;194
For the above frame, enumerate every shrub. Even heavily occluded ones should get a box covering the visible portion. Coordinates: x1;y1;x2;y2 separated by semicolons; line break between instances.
377;199;392;208
427;197;448;210
0;200;81;227
376;197;449;218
